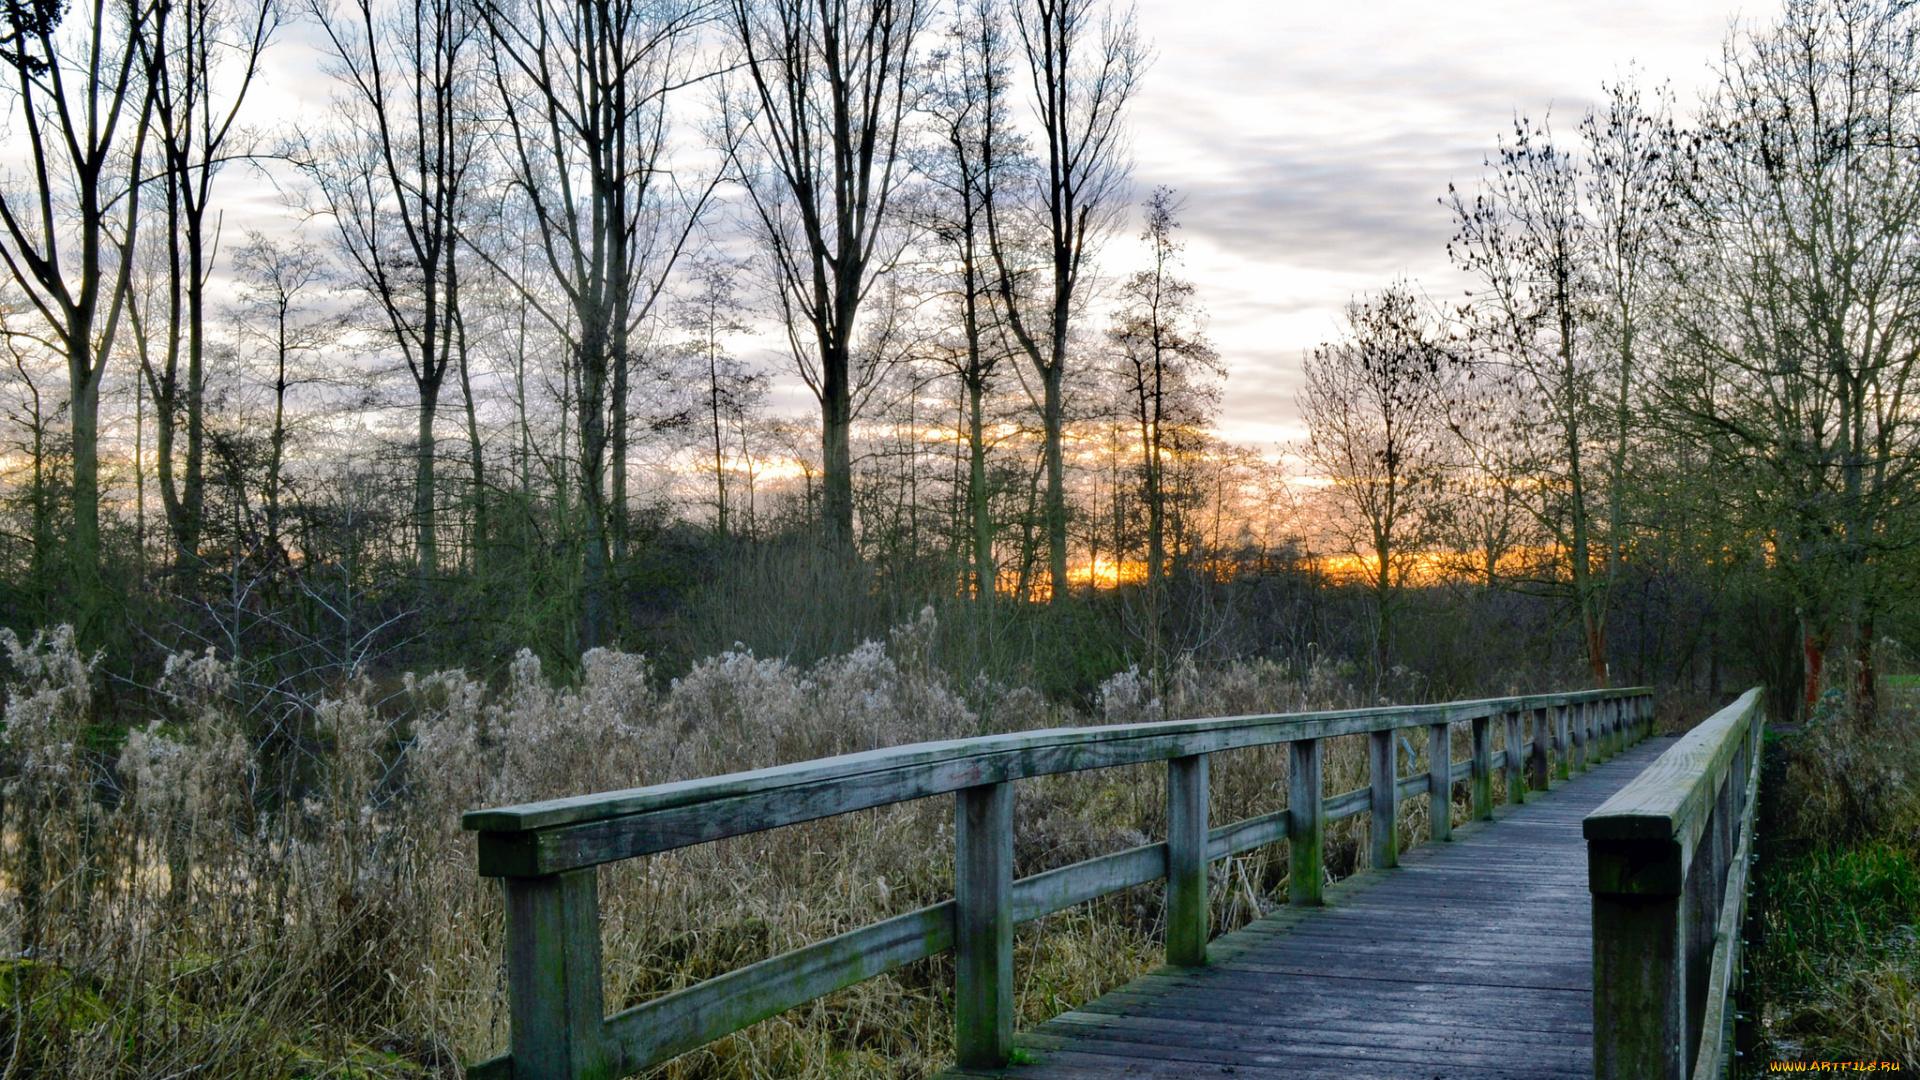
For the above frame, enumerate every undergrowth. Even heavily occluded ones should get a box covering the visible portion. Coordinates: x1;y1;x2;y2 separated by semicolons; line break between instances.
1744;688;1920;1069
0;613;1510;1079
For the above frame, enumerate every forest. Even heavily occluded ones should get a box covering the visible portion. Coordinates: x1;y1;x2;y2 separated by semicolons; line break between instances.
0;0;1916;1074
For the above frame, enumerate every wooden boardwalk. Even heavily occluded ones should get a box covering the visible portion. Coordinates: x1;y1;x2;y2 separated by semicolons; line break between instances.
950;735;1677;1080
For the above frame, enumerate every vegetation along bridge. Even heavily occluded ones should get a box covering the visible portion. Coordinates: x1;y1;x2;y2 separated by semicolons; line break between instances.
460;685;1764;1080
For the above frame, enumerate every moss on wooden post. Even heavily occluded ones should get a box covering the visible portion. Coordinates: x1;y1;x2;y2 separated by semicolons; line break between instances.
1470;716;1493;821
1427;722;1452;842
1504;711;1526;805
954;782;1013;1068
1288;738;1324;905
505;869;608;1080
1166;754;1210;966
1369;729;1399;869
1555;706;1571;781
1529;706;1551;791
1591;872;1688;1080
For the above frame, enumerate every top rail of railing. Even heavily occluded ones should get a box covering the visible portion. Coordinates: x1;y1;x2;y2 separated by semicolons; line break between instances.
1585;687;1762;890
464;686;1653;877
1586;687;1765;1080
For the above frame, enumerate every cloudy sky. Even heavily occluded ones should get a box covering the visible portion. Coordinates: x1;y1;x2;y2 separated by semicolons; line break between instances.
223;1;1753;452
1124;0;1750;446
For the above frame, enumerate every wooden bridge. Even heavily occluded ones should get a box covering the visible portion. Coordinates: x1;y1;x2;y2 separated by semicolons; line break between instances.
461;685;1765;1080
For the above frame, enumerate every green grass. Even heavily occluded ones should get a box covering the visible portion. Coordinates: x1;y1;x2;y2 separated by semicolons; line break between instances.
1742;710;1920;1070
1757;843;1920;983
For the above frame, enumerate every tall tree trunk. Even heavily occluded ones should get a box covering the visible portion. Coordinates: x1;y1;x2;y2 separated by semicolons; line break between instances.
1040;361;1066;598
822;341;855;551
456;304;485;575
182;202;208;566
1802;613;1829;717
969;375;991;601
415;391;440;578
70;364;103;591
611;338;629;564
578;325;611;648
1854;613;1877;727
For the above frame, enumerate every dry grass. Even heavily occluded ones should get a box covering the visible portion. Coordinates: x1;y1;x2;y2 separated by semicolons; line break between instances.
0;613;1505;1079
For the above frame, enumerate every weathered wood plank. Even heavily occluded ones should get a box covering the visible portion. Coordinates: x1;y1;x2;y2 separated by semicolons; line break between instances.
1208;807;1289;863
601;900;953;1075
469;689;1650;834
1531;706;1551;790
1165;754;1209;967
954;782;1013;1068
1428;722;1452;842
468;690;1655;878
1691;729;1760;1080
934;739;1673;1080
1370;729;1398;869
1012;842;1166;923
1587;690;1763;1080
1289;737;1323;906
1324;784;1370;821
1585;689;1761;858
1505;710;1526;805
1472;714;1493;820
505;870;605;1080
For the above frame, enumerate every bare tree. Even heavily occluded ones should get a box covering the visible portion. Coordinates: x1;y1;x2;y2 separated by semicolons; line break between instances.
1581;75;1679;669
140;0;276;572
1660;0;1920;721
1107;187;1215;591
1298;282;1455;680
479;0;713;646
674;254;758;540
1447;113;1614;684
0;0;158;607
305;0;481;581
920;0;1020;601
725;0;927;553
230;232;335;555
987;0;1143;601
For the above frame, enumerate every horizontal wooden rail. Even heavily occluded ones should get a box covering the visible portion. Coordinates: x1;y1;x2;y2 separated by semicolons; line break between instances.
466;685;1652;1079
1585;687;1763;1080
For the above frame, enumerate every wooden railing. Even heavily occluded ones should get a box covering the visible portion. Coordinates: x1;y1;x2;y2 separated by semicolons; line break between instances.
463;686;1655;1080
1585;687;1764;1080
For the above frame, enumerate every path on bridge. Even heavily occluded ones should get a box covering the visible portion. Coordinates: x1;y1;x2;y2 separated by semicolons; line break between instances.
951;735;1675;1080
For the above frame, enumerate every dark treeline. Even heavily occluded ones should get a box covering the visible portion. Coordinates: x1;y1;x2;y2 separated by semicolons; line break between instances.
0;0;1910;724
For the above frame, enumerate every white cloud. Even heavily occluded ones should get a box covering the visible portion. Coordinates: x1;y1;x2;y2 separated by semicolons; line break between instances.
1123;0;1747;445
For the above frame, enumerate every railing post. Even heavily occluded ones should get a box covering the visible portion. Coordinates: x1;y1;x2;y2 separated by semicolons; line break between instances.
1597;700;1614;762
1427;722;1452;842
1555;705;1571;781
954;781;1014;1068
1369;728;1399;869
1471;715;1493;820
1530;706;1551;790
1504;710;1525;805
1590;853;1689;1080
1572;701;1588;773
1589;691;1605;760
1166;754;1210;966
505;869;607;1080
1288;738;1323;905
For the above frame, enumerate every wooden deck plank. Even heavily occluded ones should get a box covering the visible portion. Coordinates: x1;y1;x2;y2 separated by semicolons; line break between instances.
942;736;1675;1079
